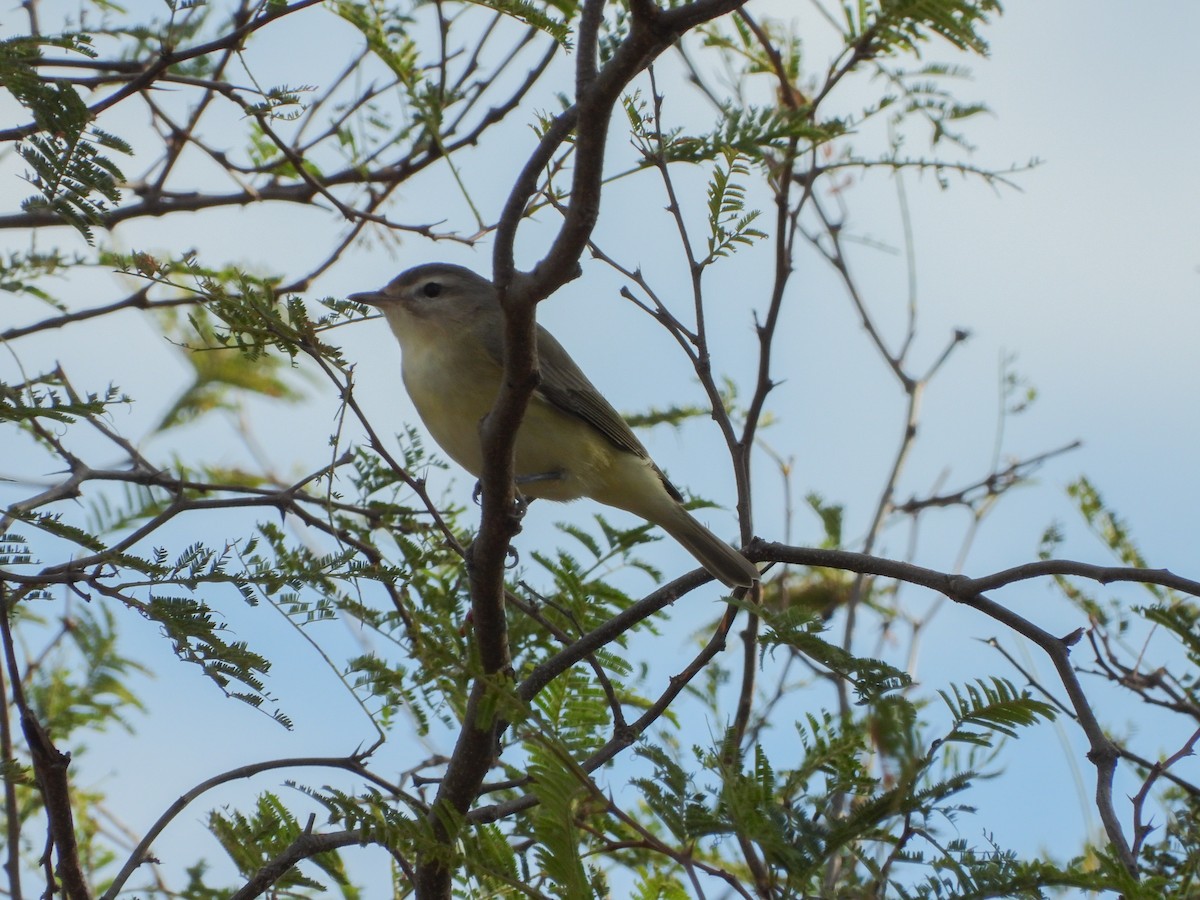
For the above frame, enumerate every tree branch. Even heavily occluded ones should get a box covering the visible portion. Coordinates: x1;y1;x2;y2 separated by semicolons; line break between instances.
1;586;92;900
103;754;412;900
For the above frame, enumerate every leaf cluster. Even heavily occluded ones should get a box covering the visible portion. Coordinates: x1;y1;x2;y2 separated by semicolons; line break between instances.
2;34;131;240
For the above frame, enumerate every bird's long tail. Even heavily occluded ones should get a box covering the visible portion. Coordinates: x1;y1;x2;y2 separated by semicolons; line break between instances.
653;502;759;589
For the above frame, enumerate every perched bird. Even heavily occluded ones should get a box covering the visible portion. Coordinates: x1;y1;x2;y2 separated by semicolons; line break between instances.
350;263;758;589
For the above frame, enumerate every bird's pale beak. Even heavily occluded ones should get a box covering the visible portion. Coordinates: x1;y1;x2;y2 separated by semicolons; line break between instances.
348;290;385;307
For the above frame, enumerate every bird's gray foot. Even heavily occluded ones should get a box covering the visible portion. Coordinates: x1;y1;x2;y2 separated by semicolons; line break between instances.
471;470;564;514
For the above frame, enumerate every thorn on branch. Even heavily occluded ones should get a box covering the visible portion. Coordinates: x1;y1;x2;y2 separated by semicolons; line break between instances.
1061;627;1085;647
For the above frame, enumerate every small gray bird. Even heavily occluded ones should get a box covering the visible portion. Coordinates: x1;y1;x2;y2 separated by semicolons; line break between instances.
350;263;758;589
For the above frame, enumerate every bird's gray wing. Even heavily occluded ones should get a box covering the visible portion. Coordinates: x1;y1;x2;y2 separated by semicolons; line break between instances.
474;319;647;455
533;325;651;461
477;319;667;448
477;321;686;502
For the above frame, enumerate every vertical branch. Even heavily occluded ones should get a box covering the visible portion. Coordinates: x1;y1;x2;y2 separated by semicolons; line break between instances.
727;4;803;752
0;587;92;900
420;0;612;894
419;2;753;896
805;192;917;675
959;589;1135;874
0;590;22;900
706;15;807;894
801;142;955;897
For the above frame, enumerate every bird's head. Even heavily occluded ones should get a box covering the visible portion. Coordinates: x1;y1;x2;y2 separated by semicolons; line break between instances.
349;263;496;325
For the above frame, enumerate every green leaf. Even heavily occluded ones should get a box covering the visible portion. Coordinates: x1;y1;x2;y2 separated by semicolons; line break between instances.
526;737;595;899
703;149;767;263
210;792;351;891
937;677;1056;748
4;32;130;241
759;606;911;702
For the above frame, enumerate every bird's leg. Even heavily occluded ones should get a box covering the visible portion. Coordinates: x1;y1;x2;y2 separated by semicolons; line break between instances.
471;479;533;512
512;470;566;516
471;469;563;516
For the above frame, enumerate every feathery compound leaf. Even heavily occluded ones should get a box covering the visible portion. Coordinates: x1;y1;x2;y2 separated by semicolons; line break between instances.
631;745;709;842
334;1;420;82
4;33;130;241
532;666;609;755
704;149;767;263
301;784;418;845
143;595;281;720
842;0;1002;57
938;677;1056;747
666;104;846;165
526;739;595;899
0;531;35;567
1;373;129;427
760;606;911;701
1140;602;1200;667
465;0;573;44
209;792;350;891
1069;476;1154;571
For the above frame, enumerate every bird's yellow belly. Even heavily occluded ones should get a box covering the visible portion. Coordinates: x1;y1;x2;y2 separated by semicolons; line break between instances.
403;343;614;503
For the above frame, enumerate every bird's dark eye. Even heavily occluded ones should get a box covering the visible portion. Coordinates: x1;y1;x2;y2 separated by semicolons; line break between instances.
421;281;442;298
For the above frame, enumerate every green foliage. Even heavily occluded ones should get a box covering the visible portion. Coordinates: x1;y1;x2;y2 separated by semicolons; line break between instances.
937;677;1056;747
526;736;596;899
209;792;353;893
1139;787;1200;895
0;601;148;888
0;248;82;302
102;0;212;61
304;783;416;847
18;128;128;241
807;492;846;548
759;604;912;702
241;83;316;122
1;369;129;430
668;104;847;166
26;605;148;738
1140;601;1200;670
840;0;1002;57
875;62;992;149
107;251;356;368
0;531;36;569
1069;476;1153;572
620;681;1084;897
335;2;422;87
700;12;802;82
631;744;713;844
144;590;285;724
623;402;712;430
156;305;306;430
176;861;238;900
528;514;666;635
703;150;767;263
460;821;522;892
461;0;575;45
893;837;1130;899
1047;477;1179;627
8;508;109;554
2;34;131;241
531;665;610;756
